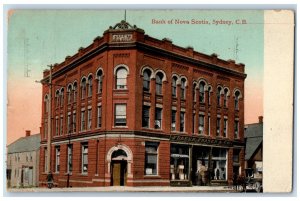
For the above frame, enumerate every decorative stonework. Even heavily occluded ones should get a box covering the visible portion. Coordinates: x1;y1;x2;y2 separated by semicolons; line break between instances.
193;69;213;77
172;63;189;71
110;20;136;30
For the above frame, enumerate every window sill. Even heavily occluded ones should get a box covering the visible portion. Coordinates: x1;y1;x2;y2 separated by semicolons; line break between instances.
113;126;128;129
80;173;88;176
144;175;161;178
64;172;72;175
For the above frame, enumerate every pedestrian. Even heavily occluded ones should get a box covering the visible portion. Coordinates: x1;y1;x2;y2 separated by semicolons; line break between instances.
199;161;207;185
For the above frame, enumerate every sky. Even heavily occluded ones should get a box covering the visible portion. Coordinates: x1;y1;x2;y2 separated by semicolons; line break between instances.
6;10;264;145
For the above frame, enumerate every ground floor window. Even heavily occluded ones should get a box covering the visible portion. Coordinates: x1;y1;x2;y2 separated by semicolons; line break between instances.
145;142;159;175
170;144;189;180
81;143;88;174
211;148;227;180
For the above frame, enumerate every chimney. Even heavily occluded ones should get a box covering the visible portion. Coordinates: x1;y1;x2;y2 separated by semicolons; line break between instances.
258;116;263;123
25;130;31;137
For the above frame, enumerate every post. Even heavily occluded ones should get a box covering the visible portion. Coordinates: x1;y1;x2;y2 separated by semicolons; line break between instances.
47;65;52;175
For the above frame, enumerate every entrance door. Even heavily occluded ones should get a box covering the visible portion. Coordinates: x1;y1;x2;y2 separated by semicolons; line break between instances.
112;161;127;186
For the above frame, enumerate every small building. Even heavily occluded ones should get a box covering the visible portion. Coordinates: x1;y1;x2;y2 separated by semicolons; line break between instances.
6;131;40;188
245;116;263;177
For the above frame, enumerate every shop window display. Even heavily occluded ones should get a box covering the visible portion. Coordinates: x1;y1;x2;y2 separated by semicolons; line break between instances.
211;148;227;180
170;145;189;181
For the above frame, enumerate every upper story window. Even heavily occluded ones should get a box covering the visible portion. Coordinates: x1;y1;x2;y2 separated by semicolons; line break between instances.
155;72;164;95
193;83;197;102
142;105;150;128
67;85;72;104
224;118;228;137
81;78;87;99
224;88;229;107
73;82;77;103
155;107;162;129
115;104;127;126
234;120;239;138
87;75;93;97
171;110;176;131
234;90;241;110
143;69;151;92
60;88;64;107
44;94;49;113
116;67;128;89
199;114;204;134
216;117;221;136
172;76;177;97
96;69;103;94
180;78;186;100
208;86;212;105
217;87;222;107
180;111;185;132
55;90;60;107
199;81;205;103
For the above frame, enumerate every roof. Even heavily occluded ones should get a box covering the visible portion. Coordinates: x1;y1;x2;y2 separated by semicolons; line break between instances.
245;123;263;160
7;134;41;154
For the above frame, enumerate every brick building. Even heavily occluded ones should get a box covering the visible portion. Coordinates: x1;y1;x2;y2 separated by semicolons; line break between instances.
39;20;246;187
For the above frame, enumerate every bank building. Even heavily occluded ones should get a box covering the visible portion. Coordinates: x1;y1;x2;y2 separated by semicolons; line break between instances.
39;20;246;187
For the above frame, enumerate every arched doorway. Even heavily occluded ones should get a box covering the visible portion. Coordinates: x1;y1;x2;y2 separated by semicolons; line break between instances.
111;149;127;186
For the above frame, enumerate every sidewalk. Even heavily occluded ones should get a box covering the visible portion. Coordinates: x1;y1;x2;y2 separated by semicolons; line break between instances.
8;186;237;193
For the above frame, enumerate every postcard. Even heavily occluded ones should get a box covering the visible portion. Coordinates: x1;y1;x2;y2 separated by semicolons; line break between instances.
5;9;294;194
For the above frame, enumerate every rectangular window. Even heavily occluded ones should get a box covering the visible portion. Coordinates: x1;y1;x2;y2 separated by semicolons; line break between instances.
44;148;48;172
67;145;73;173
73;112;76;133
216;118;221;136
234;120;239;138
155;108;162;129
171;110;176;131
192;114;195;133
142;105;150;128
87;108;92;130
115;104;127;126
81;110;85;131
55;117;59;136
208;116;211;136
55;147;60;172
212;148;227;180
145;142;158;175
97;106;102;128
60;116;63;135
44;119;48;139
198;115;204;134
233;149;240;163
67;114;71;134
180;112;185;132
81;143;88;174
224;118;228;137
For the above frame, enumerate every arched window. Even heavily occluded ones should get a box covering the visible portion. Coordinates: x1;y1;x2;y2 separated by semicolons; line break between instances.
224;88;229;107
180;78;186;99
81;78;87;99
155;72;163;95
87;75;93;97
217;87;222;106
235;90;240;110
199;81;205;103
116;67;128;89
208;86;212;105
55;90;60;107
67;85;72;104
96;70;103;93
172;76;177;97
143;69;151;92
44;94;49;113
60;88;64;107
73;82;77;103
193;83;197;101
